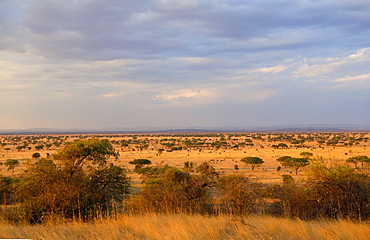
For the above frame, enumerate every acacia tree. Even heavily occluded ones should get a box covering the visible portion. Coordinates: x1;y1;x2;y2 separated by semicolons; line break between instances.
300;152;313;160
347;156;370;170
241;157;264;171
16;138;129;223
273;143;288;149
277;156;309;175
4;159;19;173
360;156;370;171
53;138;119;176
16;146;25;152
129;159;152;172
35;145;44;151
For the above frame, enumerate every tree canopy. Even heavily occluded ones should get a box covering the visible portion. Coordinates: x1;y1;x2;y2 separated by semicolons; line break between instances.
129;159;152;172
4;159;19;172
300;152;313;160
241;157;264;171
53;138;119;175
277;156;309;175
129;159;152;167
347;155;370;169
16;138;129;223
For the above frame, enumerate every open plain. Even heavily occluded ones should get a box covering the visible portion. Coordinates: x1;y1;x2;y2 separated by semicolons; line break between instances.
0;131;370;239
0;132;369;184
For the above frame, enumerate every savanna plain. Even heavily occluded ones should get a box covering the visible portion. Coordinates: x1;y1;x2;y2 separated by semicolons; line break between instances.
0;131;369;239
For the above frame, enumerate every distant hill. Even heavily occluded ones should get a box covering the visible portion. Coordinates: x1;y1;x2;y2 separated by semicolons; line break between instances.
1;124;369;134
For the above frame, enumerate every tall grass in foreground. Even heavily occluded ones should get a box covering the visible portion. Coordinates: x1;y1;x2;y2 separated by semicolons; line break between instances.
1;214;370;240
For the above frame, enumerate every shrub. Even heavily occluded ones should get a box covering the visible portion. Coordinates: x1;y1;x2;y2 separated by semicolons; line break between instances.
271;165;370;220
31;152;41;159
0;175;15;205
282;175;294;185
183;161;196;173
10;139;130;223
127;167;213;214
304;164;370;220
216;174;263;215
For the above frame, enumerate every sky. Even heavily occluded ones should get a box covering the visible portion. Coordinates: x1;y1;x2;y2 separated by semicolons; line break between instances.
1;0;369;130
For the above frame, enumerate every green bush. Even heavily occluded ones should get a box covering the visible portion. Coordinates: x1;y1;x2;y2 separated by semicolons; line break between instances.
9;139;130;223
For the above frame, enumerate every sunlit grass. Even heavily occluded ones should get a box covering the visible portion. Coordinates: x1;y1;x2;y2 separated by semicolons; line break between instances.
1;133;369;239
1;132;369;184
1;214;370;240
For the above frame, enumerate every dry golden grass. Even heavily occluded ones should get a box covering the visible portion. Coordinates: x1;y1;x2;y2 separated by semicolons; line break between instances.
0;133;369;239
1;132;369;184
1;214;370;239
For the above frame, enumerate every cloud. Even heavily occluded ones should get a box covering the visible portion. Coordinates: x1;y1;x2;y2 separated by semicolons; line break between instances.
334;73;370;83
0;0;369;128
293;48;370;81
255;65;288;74
155;88;215;102
102;92;124;98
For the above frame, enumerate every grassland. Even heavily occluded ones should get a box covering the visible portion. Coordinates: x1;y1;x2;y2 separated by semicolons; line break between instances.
0;132;369;239
1;214;370;239
1;132;368;183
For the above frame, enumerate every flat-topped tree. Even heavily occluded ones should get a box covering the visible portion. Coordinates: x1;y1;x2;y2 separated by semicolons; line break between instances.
277;156;309;175
347;156;370;169
274;143;288;149
35;145;44;151
5;159;19;173
360;156;370;170
241;157;264;171
129;159;152;171
300;152;313;160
